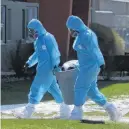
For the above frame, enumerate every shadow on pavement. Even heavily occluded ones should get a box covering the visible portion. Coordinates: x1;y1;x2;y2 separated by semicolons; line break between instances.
80;119;105;124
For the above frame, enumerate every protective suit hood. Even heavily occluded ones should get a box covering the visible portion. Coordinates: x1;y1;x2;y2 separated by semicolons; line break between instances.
66;15;88;32
27;19;47;36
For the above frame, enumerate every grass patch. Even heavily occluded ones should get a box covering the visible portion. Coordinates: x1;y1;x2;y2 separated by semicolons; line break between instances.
125;113;129;117
1;80;53;105
1;113;13;116
100;83;129;98
84;111;129;118
1;119;129;129
1;81;129;105
84;111;107;116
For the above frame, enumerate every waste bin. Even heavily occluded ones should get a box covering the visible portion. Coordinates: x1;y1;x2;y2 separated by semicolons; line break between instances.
55;60;78;105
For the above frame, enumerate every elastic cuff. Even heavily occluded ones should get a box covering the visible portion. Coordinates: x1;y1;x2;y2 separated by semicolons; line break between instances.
103;102;110;109
56;99;64;104
59;102;64;105
27;103;37;107
26;61;31;67
28;99;40;105
74;105;82;109
74;102;84;107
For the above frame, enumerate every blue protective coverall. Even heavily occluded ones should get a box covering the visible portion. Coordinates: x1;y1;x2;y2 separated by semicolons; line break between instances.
26;19;63;104
66;16;107;106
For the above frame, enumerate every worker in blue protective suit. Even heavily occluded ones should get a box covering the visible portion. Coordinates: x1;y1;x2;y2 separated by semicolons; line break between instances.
14;19;70;119
66;15;122;121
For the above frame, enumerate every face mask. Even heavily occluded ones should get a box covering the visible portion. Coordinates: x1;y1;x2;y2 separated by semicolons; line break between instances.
28;36;35;42
69;29;79;37
71;31;78;37
34;33;38;39
28;28;38;40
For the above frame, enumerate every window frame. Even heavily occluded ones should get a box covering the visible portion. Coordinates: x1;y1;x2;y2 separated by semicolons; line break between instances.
25;6;39;40
1;5;6;44
7;8;12;41
22;9;26;39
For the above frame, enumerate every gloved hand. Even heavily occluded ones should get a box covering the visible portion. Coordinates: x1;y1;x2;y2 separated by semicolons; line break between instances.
24;63;29;72
100;64;105;71
53;66;61;75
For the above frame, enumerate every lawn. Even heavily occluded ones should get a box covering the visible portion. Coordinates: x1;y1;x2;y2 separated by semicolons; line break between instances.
1;80;129;105
1;80;53;105
1;119;129;129
101;82;129;98
126;113;129;117
85;111;129;117
84;111;107;116
1;81;129;129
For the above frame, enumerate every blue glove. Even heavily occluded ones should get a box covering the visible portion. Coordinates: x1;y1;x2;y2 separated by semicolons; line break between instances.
53;66;62;74
24;63;29;72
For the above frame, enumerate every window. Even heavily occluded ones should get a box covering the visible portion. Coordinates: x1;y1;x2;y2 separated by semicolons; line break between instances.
13;0;25;1
27;7;38;22
7;9;11;41
115;28;129;43
26;7;38;38
22;9;26;39
124;28;129;44
1;6;6;43
22;7;38;40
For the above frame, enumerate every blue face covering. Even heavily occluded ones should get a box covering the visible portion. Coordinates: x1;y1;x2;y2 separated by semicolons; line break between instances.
69;29;79;37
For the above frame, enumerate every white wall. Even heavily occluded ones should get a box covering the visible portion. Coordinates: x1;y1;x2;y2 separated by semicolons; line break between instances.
91;0;129;53
114;15;129;27
91;0;129;28
99;0;128;15
93;11;114;27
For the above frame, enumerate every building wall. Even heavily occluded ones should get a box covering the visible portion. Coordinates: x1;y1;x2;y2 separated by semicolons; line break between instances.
1;1;38;71
91;0;129;54
91;0;129;27
39;0;73;62
72;0;91;26
1;0;90;72
26;0;73;62
26;0;91;62
68;0;91;59
99;0;129;15
1;1;39;43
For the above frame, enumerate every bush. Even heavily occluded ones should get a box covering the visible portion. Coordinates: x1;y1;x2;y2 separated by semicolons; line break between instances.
10;40;25;78
10;40;36;78
90;23;125;56
101;55;129;80
90;23;126;79
68;23;125;60
67;23;127;79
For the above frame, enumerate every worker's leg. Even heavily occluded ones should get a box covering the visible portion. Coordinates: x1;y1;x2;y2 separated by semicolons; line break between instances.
14;72;53;119
48;75;71;119
87;77;122;121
